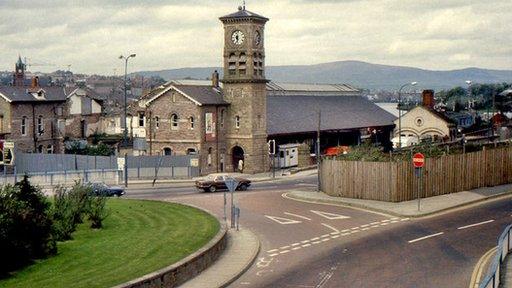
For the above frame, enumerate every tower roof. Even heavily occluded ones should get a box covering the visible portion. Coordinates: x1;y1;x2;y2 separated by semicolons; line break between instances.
220;6;268;22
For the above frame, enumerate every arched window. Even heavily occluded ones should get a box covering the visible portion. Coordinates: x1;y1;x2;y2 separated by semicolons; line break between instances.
235;116;240;129
171;114;179;129
37;116;44;135
21;116;27;136
186;148;197;155
190;116;195;129
229;53;237;75
163;147;172;155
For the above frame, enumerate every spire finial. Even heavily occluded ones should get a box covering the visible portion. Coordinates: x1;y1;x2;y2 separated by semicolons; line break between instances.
243;0;246;10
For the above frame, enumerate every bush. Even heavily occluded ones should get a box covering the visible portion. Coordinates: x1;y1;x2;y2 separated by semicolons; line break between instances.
52;182;94;241
87;196;109;229
0;176;56;274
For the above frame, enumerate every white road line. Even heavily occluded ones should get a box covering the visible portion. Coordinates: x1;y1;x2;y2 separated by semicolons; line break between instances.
371;225;379;228
280;245;290;249
321;223;340;233
292;247;301;251
302;243;312;247
313;241;322;244
284;212;312;221
391;220;399;223
361;227;370;231
265;215;302;225
381;219;390;222
330;232;340;235
321;234;330;238
311;237;320;241
361;224;370;227
310;210;351;220
331;235;340;239
322;238;330;242
291;242;301;246
401;218;410;221
370;222;380;225
380;223;389;226
341;233;350;236
269;253;279;257
267;249;279;253
458;220;495;230
341;229;350;232
350;230;359;234
351;227;360;230
301;240;311;244
280;250;290;254
391;217;400;220
408;232;444;244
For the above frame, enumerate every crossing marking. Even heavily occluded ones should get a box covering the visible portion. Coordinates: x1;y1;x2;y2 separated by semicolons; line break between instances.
265;215;302;225
310;210;351;220
321;223;340;233
408;232;444;244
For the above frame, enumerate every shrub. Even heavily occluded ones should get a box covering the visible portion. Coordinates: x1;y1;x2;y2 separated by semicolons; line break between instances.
0;176;56;274
52;182;93;241
87;196;109;229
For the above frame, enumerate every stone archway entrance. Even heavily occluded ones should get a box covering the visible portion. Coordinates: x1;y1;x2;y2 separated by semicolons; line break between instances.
232;146;244;173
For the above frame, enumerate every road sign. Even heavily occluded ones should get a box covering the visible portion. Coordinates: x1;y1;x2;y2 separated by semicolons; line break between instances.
225;178;239;192
413;153;425;168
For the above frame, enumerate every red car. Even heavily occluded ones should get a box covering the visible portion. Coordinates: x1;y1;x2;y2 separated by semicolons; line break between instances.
195;175;251;192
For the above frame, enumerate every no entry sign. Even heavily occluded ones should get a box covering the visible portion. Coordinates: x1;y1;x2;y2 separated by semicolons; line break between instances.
413;153;425;168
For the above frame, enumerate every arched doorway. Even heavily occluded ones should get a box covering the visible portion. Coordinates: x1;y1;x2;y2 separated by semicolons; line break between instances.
163;147;172;156
232;146;244;172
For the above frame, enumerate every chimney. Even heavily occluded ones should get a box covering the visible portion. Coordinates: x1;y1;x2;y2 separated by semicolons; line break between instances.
422;89;435;109
31;76;39;88
212;70;219;88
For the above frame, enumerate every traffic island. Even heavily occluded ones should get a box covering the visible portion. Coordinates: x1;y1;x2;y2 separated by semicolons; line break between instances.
0;199;222;288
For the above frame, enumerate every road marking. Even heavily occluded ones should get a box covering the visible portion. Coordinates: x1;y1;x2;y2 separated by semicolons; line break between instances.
310;210;351;220
351;227;359;230
292;247;301;251
381;219;390;223
302;244;312;247
361;224;370;227
370;222;380;225
311;237;320;241
469;246;497;288
313;241;322;244
350;230;360;234
284;212;312;221
280;250;290;254
269;253;279;257
321;234;330;238
267;249;278;253
291;242;301;246
362;227;370;231
301;240;311;244
265;215;302;225
341;233;351;236
321;223;340;233
341;229;350;232
408;232;444;244
380;223;389;226
458;220;494;230
322;238;330;242
240;282;251;285
331;235;340;239
280;245;290;249
401;218;410;221
371;225;380;228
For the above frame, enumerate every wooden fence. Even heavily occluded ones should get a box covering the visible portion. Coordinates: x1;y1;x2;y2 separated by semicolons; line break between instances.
320;146;512;202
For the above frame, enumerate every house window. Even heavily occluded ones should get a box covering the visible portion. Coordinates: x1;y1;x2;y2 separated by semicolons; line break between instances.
235;116;240;129
47;145;54;154
163;147;172;155
207;147;213;166
138;112;145;127
37;145;43;153
190;116;195;129
220;109;225;128
205;113;213;133
155;116;160;129
172;93;176;103
187;148;197;155
37;116;44;135
171;114;179;129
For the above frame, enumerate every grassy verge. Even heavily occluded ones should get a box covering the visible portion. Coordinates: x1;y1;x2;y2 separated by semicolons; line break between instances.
0;199;220;288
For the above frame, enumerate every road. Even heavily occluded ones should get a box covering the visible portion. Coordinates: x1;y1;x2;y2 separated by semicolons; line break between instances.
126;173;511;288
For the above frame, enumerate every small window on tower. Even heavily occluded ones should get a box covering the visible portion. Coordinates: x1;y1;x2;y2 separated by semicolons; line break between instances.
235;116;240;129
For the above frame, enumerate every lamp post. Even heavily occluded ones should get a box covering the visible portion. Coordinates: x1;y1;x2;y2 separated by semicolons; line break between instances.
119;54;136;147
465;80;472;110
397;81;418;149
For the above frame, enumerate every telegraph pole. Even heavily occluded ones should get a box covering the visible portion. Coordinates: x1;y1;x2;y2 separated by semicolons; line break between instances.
317;110;321;192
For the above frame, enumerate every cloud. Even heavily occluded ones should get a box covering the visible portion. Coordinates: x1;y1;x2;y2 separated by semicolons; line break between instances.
0;0;510;74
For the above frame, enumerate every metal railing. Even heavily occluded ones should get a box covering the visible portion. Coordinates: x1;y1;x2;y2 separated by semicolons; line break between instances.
0;169;122;187
480;224;512;288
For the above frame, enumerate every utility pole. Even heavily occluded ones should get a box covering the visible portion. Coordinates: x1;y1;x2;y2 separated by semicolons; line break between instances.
119;54;136;147
317;110;321;192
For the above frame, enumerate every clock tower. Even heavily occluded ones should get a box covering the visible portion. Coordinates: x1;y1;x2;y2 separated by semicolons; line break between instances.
220;6;269;173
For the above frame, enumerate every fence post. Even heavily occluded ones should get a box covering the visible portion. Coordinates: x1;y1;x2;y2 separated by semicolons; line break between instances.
14;165;17;183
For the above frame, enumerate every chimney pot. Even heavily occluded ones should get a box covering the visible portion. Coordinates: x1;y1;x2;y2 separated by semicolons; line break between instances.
212;70;219;88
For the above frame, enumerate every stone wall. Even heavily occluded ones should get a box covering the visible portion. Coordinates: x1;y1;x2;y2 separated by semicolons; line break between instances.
298;143;311;168
115;225;228;288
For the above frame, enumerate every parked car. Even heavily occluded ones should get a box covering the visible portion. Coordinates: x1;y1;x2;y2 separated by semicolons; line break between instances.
89;182;125;197
195;175;251;192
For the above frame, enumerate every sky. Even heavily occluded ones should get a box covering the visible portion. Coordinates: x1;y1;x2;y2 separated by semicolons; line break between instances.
0;0;511;75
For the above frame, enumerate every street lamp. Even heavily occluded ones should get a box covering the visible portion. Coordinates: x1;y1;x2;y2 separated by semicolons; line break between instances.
397;81;418;149
465;80;472;110
119;54;136;147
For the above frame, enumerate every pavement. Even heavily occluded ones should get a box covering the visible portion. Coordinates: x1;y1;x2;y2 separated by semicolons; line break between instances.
286;183;512;218
180;228;260;288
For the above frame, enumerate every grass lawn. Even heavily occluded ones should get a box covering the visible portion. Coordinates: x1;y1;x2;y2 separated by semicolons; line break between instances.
0;199;220;288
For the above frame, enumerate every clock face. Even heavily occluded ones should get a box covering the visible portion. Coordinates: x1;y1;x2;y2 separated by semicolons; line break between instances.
231;30;245;45
255;31;261;46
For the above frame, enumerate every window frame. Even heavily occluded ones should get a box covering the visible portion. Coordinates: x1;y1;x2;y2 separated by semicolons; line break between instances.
170;114;179;130
235;115;240;129
37;116;44;135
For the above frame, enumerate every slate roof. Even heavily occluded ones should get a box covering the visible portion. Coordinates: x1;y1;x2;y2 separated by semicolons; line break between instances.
220;8;269;22
267;95;396;135
173;85;228;105
0;85;68;102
